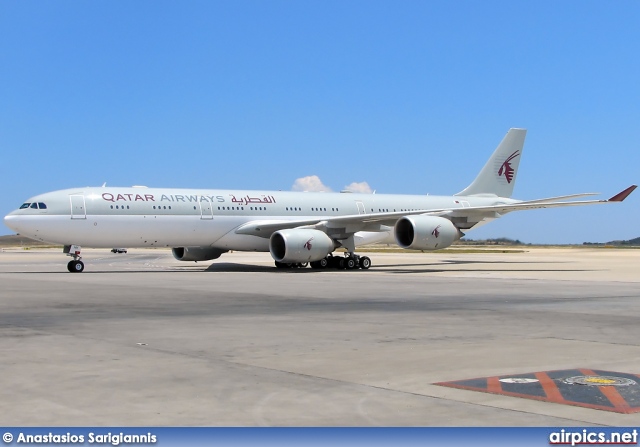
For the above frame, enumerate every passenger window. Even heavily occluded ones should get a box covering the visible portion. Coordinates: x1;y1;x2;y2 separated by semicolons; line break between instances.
38;203;47;209
30;203;38;209
20;203;30;209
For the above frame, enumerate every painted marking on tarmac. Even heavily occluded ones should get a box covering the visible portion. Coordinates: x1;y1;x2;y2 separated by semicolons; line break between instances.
499;378;539;384
435;368;640;414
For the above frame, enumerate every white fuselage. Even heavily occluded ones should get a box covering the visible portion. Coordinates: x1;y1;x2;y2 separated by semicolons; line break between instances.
3;187;510;250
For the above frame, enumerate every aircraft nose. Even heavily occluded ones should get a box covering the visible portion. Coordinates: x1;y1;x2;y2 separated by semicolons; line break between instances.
3;212;21;233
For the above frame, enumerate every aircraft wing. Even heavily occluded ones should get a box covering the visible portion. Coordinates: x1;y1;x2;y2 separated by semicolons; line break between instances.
511;192;599;204
235;219;326;237
465;185;636;214
235;185;637;238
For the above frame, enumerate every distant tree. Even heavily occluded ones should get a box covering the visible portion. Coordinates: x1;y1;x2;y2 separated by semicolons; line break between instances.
584;236;640;246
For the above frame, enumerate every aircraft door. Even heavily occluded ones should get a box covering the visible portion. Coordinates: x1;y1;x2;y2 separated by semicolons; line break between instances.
199;198;214;219
356;201;366;215
70;195;87;219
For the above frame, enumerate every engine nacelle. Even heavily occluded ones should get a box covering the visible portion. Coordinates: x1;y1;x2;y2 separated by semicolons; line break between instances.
171;247;227;262
394;216;460;250
270;229;335;263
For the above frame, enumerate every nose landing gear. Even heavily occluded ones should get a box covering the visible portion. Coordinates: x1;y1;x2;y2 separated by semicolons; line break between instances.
64;244;85;273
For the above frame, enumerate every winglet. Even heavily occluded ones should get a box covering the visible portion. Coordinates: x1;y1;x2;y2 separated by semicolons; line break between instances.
608;185;637;202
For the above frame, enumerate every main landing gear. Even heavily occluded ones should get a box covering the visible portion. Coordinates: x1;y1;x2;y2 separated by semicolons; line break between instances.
275;253;371;270
64;244;84;273
313;253;371;270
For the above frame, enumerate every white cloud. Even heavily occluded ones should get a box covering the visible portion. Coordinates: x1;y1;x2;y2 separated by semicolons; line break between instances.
343;181;373;194
291;175;333;192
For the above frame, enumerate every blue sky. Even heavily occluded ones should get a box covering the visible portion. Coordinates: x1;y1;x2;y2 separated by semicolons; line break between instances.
1;1;638;243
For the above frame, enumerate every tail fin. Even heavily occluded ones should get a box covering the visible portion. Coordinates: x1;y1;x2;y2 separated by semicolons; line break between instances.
455;128;527;198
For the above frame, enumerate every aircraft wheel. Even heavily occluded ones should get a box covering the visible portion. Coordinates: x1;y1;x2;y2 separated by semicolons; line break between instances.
337;258;346;269
360;256;371;270
275;261;287;269
319;257;328;268
346;258;356;269
68;260;84;273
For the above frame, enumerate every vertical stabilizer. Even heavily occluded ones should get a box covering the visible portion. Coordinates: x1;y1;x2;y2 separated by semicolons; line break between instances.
455;128;527;198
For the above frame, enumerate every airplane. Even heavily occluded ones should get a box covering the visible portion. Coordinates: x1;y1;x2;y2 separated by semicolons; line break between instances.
3;128;636;273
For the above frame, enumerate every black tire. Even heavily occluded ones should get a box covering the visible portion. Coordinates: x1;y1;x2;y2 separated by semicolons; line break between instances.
319;257;328;268
68;260;84;273
310;261;320;269
360;256;371;270
346;258;356;269
275;261;287;269
337;258;346;269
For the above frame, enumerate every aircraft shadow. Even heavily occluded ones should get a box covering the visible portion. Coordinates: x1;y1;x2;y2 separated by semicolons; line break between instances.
374;259;570;268
0;259;589;275
378;267;596;275
204;263;322;273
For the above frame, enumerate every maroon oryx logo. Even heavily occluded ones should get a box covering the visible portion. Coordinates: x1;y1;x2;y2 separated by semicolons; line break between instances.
304;237;314;250
431;225;441;238
498;150;520;184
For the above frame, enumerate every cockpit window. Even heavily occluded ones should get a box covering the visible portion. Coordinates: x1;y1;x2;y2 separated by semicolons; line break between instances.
18;202;46;209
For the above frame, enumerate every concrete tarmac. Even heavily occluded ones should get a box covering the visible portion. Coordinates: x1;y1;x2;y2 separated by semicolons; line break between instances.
1;247;639;426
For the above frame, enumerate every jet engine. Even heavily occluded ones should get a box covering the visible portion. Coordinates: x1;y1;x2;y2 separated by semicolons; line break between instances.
171;247;227;262
394;216;460;250
270;229;336;263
